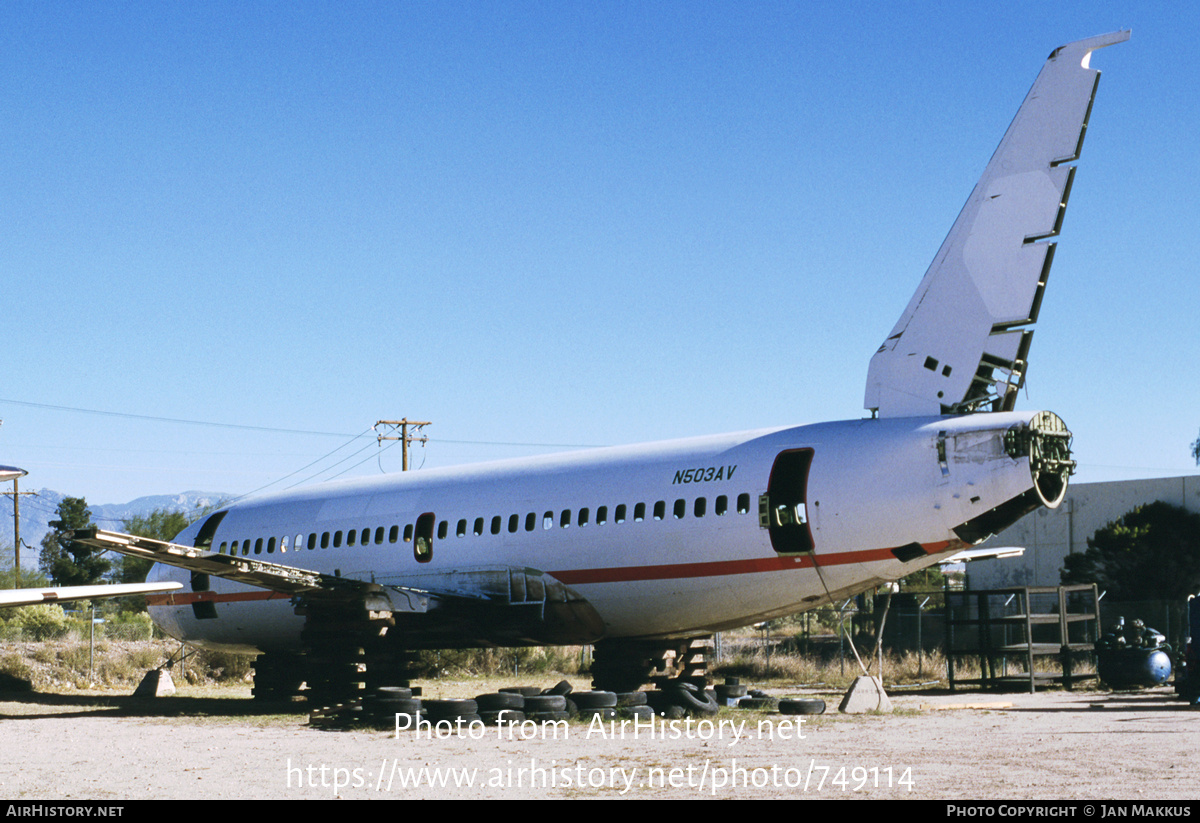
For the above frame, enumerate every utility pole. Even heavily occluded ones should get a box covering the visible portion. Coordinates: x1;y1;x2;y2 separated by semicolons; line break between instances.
373;419;431;471
1;469;33;587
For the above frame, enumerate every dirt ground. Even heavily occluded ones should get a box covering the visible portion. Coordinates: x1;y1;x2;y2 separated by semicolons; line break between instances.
1;681;1197;800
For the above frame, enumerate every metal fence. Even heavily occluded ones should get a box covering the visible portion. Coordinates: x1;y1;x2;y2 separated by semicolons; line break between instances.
715;594;1189;669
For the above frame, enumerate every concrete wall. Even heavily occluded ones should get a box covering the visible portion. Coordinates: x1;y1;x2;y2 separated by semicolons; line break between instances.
967;475;1200;590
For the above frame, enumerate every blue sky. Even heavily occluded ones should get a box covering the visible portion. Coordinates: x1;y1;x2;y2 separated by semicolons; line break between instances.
1;1;1196;512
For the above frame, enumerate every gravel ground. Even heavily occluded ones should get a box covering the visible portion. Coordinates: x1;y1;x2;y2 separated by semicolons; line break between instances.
1;684;1197;800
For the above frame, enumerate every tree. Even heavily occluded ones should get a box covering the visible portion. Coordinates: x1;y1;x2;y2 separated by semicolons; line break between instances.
900;566;948;592
117;508;193;585
1061;501;1200;602
38;497;109;586
0;547;49;589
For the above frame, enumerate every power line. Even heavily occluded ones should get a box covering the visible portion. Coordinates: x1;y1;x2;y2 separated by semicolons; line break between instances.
0;398;354;437
219;429;377;505
0;398;602;448
283;437;385;491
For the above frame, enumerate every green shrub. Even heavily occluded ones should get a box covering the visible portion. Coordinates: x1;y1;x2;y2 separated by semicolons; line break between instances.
7;604;72;640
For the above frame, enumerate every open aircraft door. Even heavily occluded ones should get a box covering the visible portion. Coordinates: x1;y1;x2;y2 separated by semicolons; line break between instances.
759;448;815;555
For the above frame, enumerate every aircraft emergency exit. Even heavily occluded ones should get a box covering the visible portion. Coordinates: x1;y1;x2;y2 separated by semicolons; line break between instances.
66;31;1128;694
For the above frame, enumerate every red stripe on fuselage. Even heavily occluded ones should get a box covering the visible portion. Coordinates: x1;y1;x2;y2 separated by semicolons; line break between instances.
145;540;960;604
549;541;959;585
146;589;291;606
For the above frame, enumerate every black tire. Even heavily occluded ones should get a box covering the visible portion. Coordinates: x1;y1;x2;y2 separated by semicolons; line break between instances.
580;707;617;721
669;685;719;716
480;710;526;725
572;690;618;709
523;694;568;712
363;696;423;714
388;712;423;731
543;679;574;696
475;692;525;711
423;698;479;716
779;698;825;715
526;711;571;723
646;684;718;716
373;686;413;699
500;686;544;697
619;705;655;720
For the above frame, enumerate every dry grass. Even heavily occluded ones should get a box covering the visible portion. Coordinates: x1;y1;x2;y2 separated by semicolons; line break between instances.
712;647;959;689
0;635;1095;696
0;639;254;692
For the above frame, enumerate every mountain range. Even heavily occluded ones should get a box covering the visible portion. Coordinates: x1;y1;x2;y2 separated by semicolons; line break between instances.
0;489;228;564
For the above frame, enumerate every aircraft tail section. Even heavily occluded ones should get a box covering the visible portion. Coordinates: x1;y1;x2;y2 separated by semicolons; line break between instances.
864;31;1129;418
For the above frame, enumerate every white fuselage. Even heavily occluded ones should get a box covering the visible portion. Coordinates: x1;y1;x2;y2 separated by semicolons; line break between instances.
148;411;1051;653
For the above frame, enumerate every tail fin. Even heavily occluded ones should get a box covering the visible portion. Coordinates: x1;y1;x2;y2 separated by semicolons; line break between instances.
864;31;1129;418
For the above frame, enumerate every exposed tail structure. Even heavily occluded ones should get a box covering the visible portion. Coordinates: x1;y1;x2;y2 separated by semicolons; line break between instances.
864;31;1129;418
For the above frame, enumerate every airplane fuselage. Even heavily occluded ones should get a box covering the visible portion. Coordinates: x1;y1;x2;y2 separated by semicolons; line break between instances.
149;409;1068;653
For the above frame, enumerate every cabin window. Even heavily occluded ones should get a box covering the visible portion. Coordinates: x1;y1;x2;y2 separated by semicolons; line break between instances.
403;524;413;543
375;527;385;544
321;532;330;549
254;537;264;554
616;504;627;523
474;517;484;536
219;541;228;554
634;503;645;522
560;509;571;528
737;493;751;514
388;525;399;543
308;533;317;550
695;497;706;518
715;495;728;516
525;512;536;531
597;506;607;525
508;514;519;533
333;531;342;548
414;512;434;563
673;499;685;519
296;533;304;551
543;512;553;530
438;520;448;540
457;519;467;537
578;508;589;527
346;530;356;547
653;501;665;521
267;536;277;553
280;535;289;553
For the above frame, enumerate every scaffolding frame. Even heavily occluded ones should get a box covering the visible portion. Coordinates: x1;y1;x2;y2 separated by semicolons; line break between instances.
945;584;1100;693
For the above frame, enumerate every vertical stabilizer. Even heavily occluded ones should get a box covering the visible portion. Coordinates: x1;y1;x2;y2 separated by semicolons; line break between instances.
864;31;1129;418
